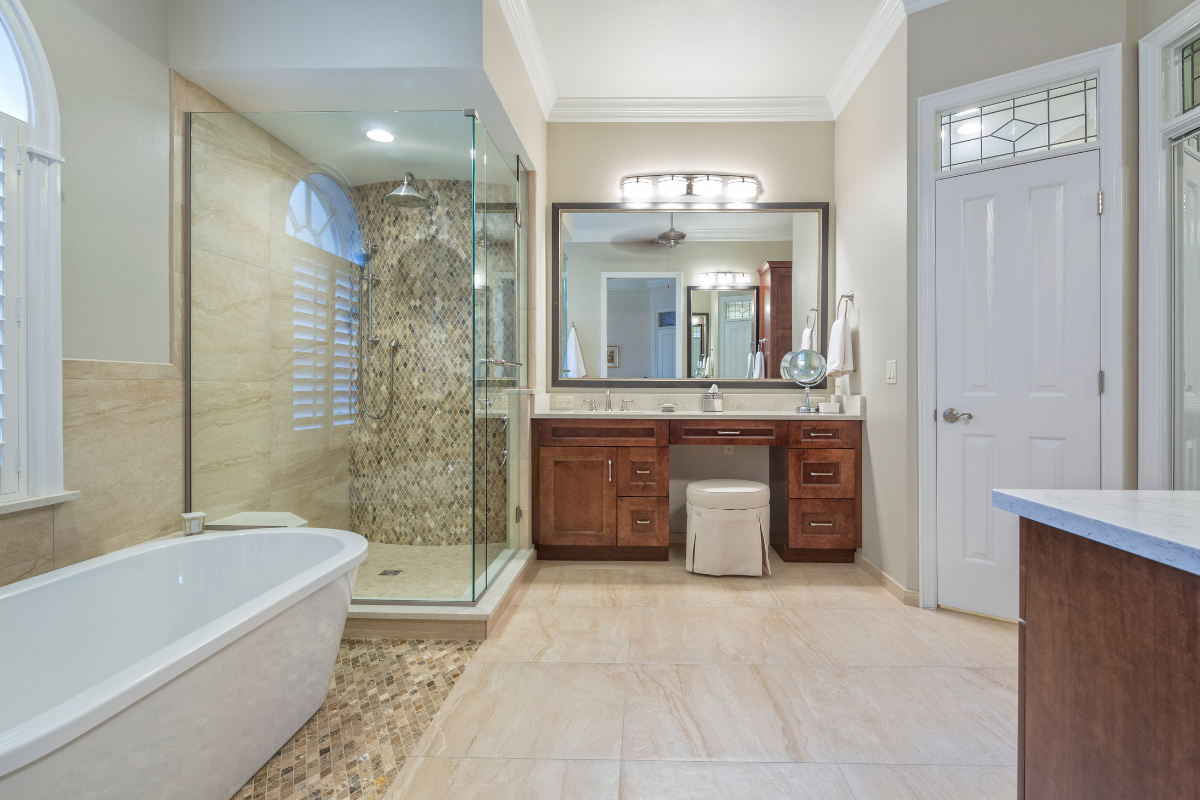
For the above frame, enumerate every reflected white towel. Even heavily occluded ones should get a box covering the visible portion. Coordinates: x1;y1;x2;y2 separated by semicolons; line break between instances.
565;326;587;377
705;351;715;378
800;326;813;350
745;351;754;379
753;350;765;379
827;315;854;377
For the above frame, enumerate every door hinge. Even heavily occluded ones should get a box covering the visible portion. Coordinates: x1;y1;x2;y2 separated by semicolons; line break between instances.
515;506;523;522
1097;190;1104;215
1099;370;1105;394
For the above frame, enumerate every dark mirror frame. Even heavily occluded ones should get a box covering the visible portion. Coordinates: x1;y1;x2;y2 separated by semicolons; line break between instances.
686;286;760;380
551;201;830;388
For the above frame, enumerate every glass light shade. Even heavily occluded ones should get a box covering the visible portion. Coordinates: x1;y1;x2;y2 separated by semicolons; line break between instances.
622;177;654;199
699;272;715;285
725;177;759;198
366;129;395;142
691;176;723;196
735;273;751;283
658;176;688;196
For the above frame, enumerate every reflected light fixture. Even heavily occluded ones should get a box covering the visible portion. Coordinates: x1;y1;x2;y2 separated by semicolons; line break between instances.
699;271;752;285
366;129;395;142
956;122;982;136
622;177;655;199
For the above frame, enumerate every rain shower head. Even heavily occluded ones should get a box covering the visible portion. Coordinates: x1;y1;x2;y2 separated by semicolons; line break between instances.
383;172;427;208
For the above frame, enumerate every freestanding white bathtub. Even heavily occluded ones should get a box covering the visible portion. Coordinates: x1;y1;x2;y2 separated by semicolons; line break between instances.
0;527;367;800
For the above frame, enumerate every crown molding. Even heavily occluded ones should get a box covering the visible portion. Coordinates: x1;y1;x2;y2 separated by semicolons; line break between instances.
548;96;834;122
496;0;556;118
902;0;952;12
828;0;906;117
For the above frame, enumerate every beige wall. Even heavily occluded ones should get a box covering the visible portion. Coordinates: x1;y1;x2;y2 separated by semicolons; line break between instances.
834;22;911;588
546;121;835;391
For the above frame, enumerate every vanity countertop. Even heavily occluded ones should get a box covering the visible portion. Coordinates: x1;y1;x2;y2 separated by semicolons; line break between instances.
993;489;1200;578
532;409;863;421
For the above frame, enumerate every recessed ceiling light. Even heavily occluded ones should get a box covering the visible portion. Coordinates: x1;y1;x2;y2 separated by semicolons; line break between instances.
366;129;395;143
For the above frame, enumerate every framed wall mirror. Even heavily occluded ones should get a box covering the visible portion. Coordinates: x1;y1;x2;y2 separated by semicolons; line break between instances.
552;202;829;387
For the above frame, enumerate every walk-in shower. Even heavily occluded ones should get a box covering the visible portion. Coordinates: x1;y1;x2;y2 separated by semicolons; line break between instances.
186;110;528;603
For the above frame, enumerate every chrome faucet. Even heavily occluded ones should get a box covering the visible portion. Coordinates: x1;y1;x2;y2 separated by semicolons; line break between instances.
584;399;597;411
621;399;632;411
605;390;611;411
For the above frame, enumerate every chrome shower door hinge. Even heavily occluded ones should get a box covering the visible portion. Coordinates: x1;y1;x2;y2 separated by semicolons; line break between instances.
1097;190;1103;215
515;506;523;522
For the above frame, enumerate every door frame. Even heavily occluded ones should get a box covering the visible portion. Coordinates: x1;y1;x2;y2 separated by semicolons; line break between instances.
598;271;683;377
1139;1;1200;489
916;44;1124;609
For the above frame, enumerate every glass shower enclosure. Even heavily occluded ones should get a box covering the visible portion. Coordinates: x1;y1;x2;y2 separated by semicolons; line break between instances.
187;110;527;603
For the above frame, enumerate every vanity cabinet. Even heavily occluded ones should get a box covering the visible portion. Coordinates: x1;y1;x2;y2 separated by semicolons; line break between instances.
534;416;863;563
533;419;671;560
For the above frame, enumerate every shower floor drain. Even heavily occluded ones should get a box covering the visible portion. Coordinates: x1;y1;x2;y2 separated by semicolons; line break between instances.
379;570;403;576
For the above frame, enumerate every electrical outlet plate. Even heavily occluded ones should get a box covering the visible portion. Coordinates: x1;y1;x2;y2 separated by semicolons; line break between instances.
886;360;898;384
554;395;575;409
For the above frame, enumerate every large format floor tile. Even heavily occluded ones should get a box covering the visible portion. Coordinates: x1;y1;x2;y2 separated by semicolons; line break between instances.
794;666;1018;765
838;764;1019;799
898;606;1019;668
412;661;627;760
476;606;633;663
390;758;620;800
621;663;832;763
619;761;856;800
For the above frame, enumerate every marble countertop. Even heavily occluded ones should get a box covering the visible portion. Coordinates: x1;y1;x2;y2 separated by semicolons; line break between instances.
532;409;864;420
992;490;1200;577
532;393;865;421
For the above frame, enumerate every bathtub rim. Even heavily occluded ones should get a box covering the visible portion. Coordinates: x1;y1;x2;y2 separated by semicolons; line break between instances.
0;527;367;778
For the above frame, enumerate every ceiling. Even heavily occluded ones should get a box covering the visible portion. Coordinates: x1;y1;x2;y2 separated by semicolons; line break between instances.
504;0;946;121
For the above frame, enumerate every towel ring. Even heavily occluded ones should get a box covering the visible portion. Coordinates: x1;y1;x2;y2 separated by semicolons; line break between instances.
836;291;855;318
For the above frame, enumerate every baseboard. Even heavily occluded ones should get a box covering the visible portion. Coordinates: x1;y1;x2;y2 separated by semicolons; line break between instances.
855;552;920;606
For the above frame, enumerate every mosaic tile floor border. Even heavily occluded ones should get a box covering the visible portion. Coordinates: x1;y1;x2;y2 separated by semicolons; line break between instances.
231;638;478;800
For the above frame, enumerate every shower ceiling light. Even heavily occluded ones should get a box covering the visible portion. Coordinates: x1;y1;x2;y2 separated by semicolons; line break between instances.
366;129;395;142
691;175;724;196
725;177;759;199
657;176;688;196
622;177;655;199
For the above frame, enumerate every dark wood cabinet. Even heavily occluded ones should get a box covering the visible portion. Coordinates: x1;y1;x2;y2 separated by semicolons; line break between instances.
536;446;616;548
617;447;669;496
758;260;792;378
669;419;787;446
617;496;669;547
788;498;856;549
788;448;858;498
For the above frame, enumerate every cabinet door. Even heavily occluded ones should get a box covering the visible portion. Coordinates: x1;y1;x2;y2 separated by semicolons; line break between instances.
618;447;669;496
537;446;617;547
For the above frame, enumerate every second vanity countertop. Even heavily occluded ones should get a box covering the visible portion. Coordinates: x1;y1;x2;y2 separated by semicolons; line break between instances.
993;489;1200;578
532;394;865;421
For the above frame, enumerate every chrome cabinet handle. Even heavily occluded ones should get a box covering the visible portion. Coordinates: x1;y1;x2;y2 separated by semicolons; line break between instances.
717;431;741;435
635;469;651;474
809;472;834;477
808;432;834;437
636;519;651;524
809;522;834;527
608;459;612;481
942;407;974;423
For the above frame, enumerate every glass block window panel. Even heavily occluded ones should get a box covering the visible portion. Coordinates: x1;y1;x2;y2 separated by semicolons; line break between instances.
940;77;1098;171
1184;35;1200;114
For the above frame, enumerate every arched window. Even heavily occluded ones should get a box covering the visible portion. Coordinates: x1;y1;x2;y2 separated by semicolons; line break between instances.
285;173;361;261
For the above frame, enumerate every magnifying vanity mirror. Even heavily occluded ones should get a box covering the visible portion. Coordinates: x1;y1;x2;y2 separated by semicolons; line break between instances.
552;202;829;388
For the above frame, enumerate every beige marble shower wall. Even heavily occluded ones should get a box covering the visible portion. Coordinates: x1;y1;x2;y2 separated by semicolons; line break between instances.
189;111;352;530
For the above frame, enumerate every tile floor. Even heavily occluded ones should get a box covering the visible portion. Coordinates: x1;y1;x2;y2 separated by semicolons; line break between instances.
353;543;515;601
386;545;1020;799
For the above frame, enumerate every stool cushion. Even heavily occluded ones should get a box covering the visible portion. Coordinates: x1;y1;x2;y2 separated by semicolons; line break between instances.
685;479;770;510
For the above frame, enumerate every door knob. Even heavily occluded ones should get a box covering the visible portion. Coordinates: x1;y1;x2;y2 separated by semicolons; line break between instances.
942;408;974;423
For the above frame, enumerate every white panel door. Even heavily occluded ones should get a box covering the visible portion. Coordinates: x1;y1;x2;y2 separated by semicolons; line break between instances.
654;325;675;379
935;151;1102;619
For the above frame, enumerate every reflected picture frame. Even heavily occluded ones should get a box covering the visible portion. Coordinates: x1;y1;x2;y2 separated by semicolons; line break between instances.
606;346;620;368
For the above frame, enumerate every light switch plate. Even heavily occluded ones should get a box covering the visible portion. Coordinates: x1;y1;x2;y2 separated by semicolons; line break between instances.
886;359;898;384
554;395;574;409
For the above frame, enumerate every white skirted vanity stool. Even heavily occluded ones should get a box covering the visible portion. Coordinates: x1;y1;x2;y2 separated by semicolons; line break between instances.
685;479;772;577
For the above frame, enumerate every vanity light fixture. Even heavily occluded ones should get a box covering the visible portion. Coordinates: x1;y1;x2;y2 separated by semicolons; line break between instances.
691;175;724;196
724;177;759;199
621;177;655;199
657;176;689;196
366;129;395;142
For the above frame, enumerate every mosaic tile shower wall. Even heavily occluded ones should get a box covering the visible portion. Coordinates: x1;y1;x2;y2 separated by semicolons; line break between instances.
348;179;508;547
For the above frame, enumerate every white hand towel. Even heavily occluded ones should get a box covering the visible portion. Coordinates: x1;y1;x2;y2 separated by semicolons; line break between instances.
745;351;754;379
827;315;854;378
753;350;765;379
800;326;813;350
565;327;587;378
705;351;715;378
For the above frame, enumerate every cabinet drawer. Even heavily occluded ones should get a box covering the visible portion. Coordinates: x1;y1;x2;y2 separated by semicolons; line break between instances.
788;448;857;498
669;419;786;445
618;447;669;496
617;496;669;547
788;499;856;549
536;418;667;447
790;420;861;449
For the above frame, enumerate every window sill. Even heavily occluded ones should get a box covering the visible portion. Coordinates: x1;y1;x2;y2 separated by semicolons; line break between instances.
0;490;81;516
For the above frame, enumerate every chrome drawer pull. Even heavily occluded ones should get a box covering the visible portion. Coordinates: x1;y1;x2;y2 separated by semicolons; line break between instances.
717;431;741;435
809;472;834;477
809;522;834;527
636;519;651;524
808;432;834;437
635;469;651;474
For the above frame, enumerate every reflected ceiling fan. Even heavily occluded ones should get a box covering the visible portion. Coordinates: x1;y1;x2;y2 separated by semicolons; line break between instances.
655;213;686;248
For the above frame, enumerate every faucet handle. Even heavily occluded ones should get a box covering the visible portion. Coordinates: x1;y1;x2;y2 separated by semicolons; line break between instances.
620;399;632;411
584;399;597;411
